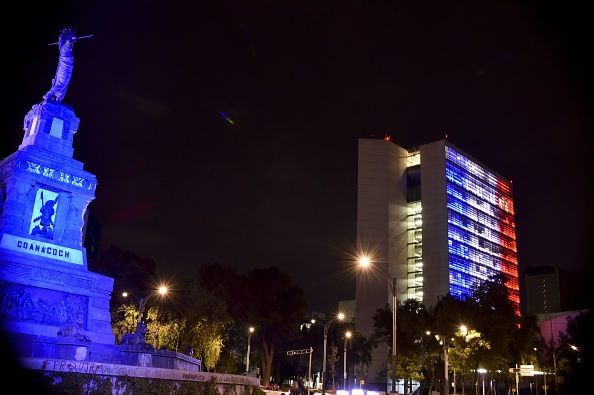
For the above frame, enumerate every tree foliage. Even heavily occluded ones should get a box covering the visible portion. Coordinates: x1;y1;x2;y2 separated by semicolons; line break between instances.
563;308;593;393
372;299;429;394
350;332;374;386
243;266;306;386
90;245;157;311
369;274;541;393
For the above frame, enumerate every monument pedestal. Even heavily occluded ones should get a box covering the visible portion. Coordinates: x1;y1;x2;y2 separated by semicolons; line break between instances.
1;100;114;354
0;248;114;344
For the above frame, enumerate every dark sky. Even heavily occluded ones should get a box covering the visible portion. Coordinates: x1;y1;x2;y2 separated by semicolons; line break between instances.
2;1;592;313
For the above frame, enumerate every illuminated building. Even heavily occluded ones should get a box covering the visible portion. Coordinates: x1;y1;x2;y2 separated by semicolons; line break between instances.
355;138;519;389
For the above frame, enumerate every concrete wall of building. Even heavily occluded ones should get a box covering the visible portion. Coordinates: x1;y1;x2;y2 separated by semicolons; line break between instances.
420;140;449;308
355;138;407;388
525;266;561;315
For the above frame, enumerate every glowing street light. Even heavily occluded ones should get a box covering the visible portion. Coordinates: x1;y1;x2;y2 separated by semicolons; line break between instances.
343;330;352;390
122;283;170;324
246;326;255;374
459;325;468;336
425;324;469;395
357;254;397;394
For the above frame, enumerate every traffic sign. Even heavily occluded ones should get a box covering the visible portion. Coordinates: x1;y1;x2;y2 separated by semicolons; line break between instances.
287;347;313;356
520;365;534;377
509;368;521;373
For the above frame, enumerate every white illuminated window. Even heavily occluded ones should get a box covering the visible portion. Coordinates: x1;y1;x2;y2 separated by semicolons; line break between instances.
49;117;64;138
29;117;38;137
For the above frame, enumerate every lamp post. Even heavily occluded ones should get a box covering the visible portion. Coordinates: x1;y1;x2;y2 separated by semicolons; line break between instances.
322;312;345;394
358;255;397;394
476;368;487;395
552;344;578;394
434;333;450;395
425;324;468;395
246;326;255;374
343;330;352;390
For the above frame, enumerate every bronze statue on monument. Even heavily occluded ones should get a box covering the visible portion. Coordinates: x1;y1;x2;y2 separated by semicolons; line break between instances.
43;27;93;102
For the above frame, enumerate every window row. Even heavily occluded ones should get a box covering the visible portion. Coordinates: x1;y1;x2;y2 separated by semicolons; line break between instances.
446;163;515;215
448;239;519;278
446;181;515;226
448;224;517;263
448;210;517;252
445;146;512;195
446;192;516;240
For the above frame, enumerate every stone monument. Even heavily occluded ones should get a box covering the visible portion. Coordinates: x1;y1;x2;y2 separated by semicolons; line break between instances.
0;29;245;392
0;27;114;349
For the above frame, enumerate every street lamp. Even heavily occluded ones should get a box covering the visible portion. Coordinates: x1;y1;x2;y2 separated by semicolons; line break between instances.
425;324;468;395
322;312;345;394
430;332;452;395
358;255;398;394
122;284;169;324
343;330;352;390
246;326;255;374
552;344;578;393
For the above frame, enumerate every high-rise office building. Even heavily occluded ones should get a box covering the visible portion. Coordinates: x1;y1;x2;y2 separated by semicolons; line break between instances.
355;137;519;389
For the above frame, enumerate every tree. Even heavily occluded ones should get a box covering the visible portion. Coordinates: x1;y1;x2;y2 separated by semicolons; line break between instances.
448;327;490;395
469;273;529;392
89;245;157;310
197;264;249;373
243;267;306;386
177;273;232;371
111;303;140;343
464;274;540;393
328;345;339;390
350;332;374;388
373;299;429;394
426;295;469;394
562;308;593;394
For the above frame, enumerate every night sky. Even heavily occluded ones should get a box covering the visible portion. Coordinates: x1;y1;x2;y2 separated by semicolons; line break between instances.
2;1;592;313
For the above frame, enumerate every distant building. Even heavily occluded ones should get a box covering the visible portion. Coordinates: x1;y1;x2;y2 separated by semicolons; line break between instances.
525;265;562;315
355;138;519;390
525;264;591;348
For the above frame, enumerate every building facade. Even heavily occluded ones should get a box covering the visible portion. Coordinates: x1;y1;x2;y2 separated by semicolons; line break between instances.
355;138;520;388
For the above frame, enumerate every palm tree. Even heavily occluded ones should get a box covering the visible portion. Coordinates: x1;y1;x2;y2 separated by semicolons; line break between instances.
350;333;374;388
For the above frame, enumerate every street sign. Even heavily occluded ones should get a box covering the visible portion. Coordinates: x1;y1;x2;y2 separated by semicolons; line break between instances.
520;365;534;377
287;348;313;356
509;368;521;373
